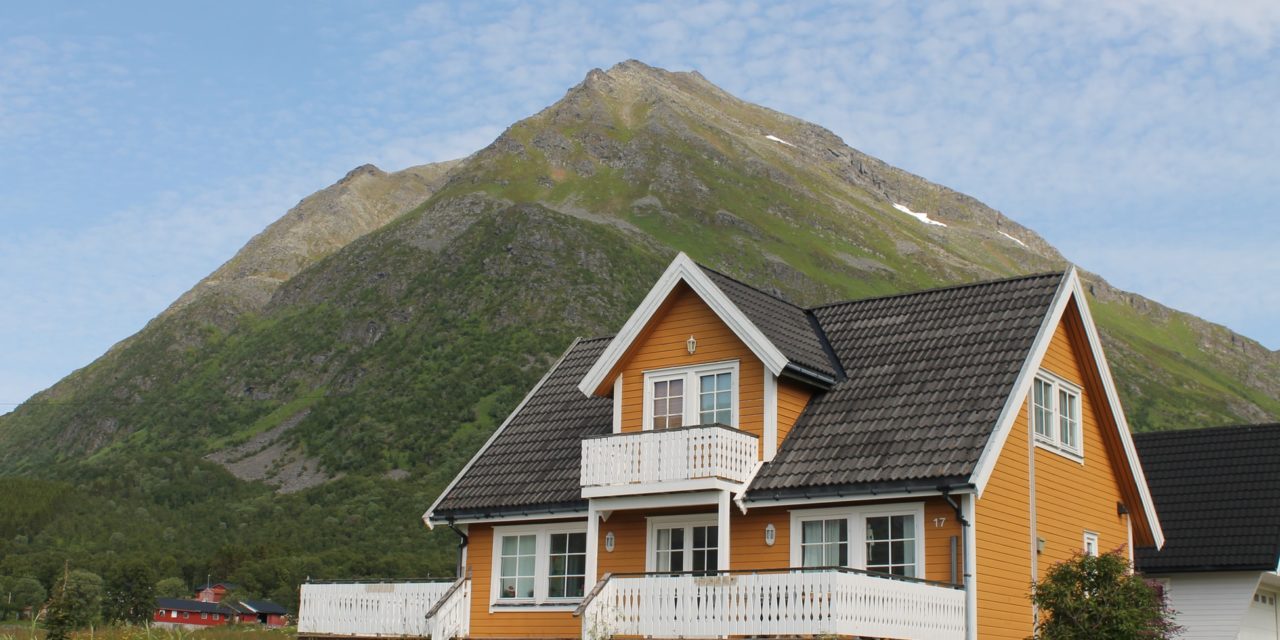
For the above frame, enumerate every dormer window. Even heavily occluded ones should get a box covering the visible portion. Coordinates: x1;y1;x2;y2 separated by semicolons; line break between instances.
1032;371;1082;458
643;361;739;430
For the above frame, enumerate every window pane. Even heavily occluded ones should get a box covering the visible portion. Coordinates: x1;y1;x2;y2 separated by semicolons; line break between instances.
502;536;518;555
517;577;534;598
700;393;714;412
803;545;823;567
518;555;534;575
569;532;586;554
867;517;888;541
718;373;731;391
670;379;683;395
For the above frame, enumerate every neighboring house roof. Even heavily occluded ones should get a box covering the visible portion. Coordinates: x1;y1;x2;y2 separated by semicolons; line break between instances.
746;272;1065;499
427;337;614;520
156;598;231;615
1135;423;1280;573
229;599;288;615
196;580;238;591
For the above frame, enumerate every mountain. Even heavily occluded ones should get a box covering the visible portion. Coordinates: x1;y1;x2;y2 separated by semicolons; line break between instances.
1;60;1276;603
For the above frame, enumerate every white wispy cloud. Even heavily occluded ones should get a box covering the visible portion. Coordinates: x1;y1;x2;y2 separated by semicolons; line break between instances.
2;0;1277;411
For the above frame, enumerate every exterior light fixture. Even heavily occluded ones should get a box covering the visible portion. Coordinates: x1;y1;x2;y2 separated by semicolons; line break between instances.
687;336;697;354
604;531;615;552
764;523;776;547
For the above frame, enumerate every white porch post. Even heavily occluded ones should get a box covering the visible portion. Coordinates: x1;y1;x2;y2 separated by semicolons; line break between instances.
587;500;600;586
718;489;731;570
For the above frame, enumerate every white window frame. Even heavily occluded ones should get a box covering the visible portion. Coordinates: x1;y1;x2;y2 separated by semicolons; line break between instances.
1031;370;1084;460
641;360;740;431
645;513;720;572
788;503;926;578
1083;531;1099;557
489;521;588;611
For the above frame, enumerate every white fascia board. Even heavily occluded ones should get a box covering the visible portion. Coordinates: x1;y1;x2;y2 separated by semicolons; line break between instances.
742;487;973;510
423;338;583;529
967;268;1164;549
577;252;789;397
581;478;741;499
590;489;724;512
1067;272;1164;549
446;510;589;526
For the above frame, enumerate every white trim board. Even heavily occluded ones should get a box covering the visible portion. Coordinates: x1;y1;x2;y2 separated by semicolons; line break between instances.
577;252;789;397
966;268;1164;548
423;338;583;528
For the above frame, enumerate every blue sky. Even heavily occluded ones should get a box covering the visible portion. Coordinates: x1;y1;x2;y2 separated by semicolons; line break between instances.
2;1;1277;411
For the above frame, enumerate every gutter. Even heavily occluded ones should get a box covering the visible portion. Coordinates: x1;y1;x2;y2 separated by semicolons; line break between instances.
941;484;977;640
446;518;469;579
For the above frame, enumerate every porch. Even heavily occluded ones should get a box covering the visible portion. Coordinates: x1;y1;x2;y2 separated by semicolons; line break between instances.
297;578;469;639
575;567;965;640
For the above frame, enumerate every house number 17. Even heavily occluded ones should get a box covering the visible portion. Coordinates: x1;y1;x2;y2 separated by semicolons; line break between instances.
933;517;946;528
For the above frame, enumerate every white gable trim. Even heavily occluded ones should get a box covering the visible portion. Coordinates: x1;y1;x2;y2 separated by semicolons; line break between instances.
423;338;582;528
968;268;1164;548
577;253;789;396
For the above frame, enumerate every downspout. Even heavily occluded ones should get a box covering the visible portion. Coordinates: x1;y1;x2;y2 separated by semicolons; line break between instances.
942;486;976;640
446;518;469;579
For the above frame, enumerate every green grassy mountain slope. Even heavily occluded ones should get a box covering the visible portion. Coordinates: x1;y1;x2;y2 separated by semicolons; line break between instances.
0;61;1275;604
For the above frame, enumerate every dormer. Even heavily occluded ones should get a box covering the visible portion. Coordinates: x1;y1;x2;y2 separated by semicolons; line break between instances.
575;254;838;498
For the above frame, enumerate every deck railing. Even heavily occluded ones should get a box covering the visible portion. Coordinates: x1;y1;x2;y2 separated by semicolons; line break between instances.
423;575;470;640
580;423;759;490
575;567;965;640
297;580;454;637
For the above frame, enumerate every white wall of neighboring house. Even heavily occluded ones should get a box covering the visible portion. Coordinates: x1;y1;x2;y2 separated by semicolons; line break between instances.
1152;571;1261;640
1240;586;1279;640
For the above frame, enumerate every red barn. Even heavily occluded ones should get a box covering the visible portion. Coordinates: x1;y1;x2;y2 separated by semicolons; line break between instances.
195;581;239;603
228;599;289;627
154;598;233;628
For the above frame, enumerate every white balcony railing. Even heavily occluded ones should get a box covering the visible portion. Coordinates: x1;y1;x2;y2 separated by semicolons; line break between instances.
576;568;965;640
298;580;454;638
581;424;759;494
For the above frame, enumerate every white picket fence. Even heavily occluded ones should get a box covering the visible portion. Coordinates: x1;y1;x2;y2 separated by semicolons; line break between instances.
580;424;758;488
423;578;470;640
298;581;454;637
578;569;965;640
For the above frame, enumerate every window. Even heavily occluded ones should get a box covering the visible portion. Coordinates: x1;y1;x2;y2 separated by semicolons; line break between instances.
651;377;685;429
547;532;587;599
791;504;925;578
866;514;917;577
213;614;220;621
171;611;178;619
643;361;739;430
1083;531;1099;557
1032;372;1083;457
498;534;537;600
490;523;589;608
201;613;208;620
800;518;848;567
648;515;720;575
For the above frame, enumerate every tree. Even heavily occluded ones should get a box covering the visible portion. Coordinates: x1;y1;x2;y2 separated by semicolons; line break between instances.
103;558;156;624
6;576;46;619
154;577;188;599
1030;551;1179;639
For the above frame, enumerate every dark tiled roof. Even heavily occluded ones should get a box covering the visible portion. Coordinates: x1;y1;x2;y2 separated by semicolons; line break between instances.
431;338;613;519
699;267;839;380
430;271;1068;517
156;598;231;615
1134;424;1280;573
747;272;1065;498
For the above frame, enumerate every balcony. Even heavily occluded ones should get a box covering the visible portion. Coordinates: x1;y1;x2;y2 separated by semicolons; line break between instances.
575;568;965;640
580;424;759;498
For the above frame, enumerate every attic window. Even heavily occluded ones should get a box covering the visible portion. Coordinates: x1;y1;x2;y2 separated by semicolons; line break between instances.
1032;372;1082;459
643;361;739;430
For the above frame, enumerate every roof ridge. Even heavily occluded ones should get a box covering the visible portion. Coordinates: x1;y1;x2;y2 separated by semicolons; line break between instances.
1134;422;1280;440
695;262;809;311
806;269;1069;311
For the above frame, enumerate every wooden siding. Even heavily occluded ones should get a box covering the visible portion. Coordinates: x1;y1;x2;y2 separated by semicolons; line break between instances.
776;377;811;446
465;523;580;639
975;300;1141;639
1033;303;1130;576
1154;571;1260;640
615;284;766;446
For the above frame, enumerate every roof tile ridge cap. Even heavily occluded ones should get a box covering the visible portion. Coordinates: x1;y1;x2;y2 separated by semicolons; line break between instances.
805;270;1068;312
804;308;846;381
695;261;808;311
